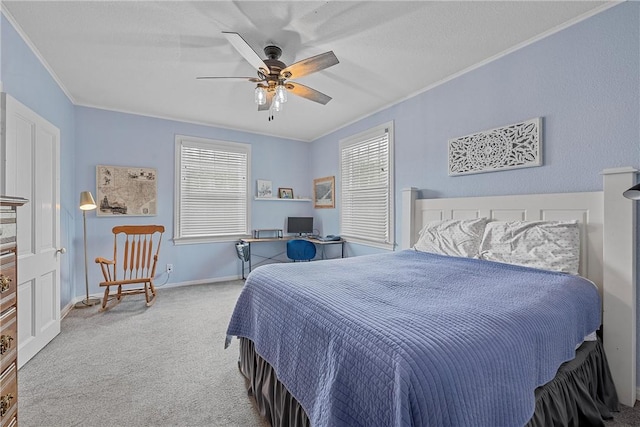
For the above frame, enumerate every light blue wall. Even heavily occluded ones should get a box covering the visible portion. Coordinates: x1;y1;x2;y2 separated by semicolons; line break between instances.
310;1;640;382
75;107;312;290
1;13;77;308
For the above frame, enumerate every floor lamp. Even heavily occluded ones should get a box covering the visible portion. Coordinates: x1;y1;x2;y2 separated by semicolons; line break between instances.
75;191;101;308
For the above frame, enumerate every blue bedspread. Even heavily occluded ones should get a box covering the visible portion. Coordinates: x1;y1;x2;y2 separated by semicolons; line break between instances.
226;250;601;427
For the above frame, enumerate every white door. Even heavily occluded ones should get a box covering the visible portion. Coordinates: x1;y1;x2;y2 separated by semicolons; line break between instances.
2;94;61;368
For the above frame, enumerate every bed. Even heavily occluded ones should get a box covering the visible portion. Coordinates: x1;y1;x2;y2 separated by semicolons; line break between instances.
225;168;636;426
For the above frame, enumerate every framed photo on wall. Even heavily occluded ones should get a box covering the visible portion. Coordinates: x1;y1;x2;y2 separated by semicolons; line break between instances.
257;179;273;198
278;187;294;199
313;176;335;209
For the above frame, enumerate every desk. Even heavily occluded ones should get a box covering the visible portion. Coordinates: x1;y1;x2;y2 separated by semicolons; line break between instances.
238;236;345;276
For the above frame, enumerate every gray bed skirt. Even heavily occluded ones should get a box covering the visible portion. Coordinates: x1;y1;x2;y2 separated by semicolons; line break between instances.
238;337;619;427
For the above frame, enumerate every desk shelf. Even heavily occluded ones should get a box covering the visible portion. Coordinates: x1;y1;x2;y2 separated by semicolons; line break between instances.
238;236;345;276
254;197;311;202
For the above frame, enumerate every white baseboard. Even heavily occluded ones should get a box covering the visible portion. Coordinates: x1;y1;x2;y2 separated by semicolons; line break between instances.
61;301;74;319
155;274;242;289
62;275;243;318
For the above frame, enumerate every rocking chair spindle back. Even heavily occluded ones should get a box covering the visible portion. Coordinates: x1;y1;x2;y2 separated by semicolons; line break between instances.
95;225;165;310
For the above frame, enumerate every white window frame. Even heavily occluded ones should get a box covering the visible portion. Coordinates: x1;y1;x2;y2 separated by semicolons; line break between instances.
174;135;251;245
339;121;395;250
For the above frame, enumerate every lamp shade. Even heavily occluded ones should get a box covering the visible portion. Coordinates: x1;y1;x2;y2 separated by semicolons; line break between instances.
623;183;640;200
79;191;97;210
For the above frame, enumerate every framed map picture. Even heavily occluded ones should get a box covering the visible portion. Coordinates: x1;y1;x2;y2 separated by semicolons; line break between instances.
96;165;157;216
313;176;335;209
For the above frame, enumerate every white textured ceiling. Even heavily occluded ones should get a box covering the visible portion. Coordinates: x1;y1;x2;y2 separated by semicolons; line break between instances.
2;1;612;141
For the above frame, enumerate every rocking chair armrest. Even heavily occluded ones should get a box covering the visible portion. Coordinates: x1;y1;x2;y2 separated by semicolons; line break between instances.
95;257;115;265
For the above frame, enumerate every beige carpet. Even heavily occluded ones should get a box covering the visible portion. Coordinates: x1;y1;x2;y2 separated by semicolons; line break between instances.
18;280;640;426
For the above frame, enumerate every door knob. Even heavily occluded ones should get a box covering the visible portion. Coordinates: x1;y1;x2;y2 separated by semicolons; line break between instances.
56;247;66;254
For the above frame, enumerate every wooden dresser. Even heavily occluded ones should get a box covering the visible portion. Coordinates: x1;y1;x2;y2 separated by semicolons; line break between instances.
0;196;27;427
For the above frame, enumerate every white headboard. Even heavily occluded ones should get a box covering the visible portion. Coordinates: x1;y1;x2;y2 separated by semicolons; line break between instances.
401;167;637;407
403;191;603;289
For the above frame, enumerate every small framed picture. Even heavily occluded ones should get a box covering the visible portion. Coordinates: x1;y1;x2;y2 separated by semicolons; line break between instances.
257;180;273;198
278;188;294;199
313;176;335;209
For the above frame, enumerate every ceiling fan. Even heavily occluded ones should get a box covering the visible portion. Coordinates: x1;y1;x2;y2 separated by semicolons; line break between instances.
197;32;339;120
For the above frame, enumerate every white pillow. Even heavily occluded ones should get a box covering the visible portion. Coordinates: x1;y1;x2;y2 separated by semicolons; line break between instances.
414;218;489;258
478;220;580;274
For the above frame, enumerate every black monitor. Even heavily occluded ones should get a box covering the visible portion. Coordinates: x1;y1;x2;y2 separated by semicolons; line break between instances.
287;217;313;236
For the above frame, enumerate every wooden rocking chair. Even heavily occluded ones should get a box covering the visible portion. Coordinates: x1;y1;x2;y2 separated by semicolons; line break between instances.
95;225;165;310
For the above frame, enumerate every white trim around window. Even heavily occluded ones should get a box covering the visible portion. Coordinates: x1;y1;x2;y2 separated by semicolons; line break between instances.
339;121;395;250
174;135;251;245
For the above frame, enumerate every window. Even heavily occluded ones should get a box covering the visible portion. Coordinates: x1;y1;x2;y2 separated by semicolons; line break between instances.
174;135;251;244
340;121;394;249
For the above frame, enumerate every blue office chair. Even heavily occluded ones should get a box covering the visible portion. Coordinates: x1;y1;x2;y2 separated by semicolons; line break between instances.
287;239;316;262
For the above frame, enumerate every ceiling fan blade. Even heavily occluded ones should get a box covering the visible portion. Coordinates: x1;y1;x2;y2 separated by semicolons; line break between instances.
196;76;262;82
280;51;339;80
258;91;274;111
222;32;270;75
286;82;332;105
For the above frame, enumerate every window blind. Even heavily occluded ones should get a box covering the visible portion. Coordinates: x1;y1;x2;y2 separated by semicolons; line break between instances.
176;137;250;241
340;122;394;247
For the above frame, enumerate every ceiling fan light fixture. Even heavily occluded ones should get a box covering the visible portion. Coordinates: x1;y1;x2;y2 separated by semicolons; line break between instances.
275;84;287;104
204;32;339;121
254;86;267;105
273;97;282;112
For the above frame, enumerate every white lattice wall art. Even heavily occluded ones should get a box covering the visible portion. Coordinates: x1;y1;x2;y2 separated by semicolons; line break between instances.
448;117;542;176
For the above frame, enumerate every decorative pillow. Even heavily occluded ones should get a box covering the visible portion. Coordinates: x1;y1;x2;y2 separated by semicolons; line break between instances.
414;218;489;258
478;220;580;274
